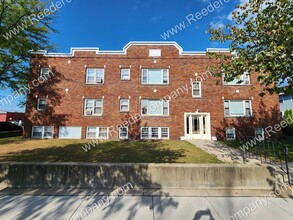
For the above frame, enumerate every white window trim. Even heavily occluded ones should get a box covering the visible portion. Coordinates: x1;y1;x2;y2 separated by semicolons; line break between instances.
120;68;131;81
86;68;105;84
192;81;202;98
149;49;161;57
84;99;103;116
86;127;109;139
120;99;130;112
224;100;252;117
140;127;169;139
141;69;169;85
222;72;250;85
37;98;47;111
141;99;169;116
31;126;54;139
226;127;236;141
119;127;128;139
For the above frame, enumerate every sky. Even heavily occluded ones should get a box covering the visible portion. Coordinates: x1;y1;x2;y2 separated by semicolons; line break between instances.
0;0;242;112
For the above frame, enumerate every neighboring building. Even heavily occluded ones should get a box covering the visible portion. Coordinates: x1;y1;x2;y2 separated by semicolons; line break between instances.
24;42;281;140
0;111;25;125
279;93;293;117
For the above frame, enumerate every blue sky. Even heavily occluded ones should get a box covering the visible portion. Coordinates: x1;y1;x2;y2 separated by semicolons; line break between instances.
0;0;241;112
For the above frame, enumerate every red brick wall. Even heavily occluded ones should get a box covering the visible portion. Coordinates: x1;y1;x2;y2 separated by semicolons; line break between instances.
24;44;281;140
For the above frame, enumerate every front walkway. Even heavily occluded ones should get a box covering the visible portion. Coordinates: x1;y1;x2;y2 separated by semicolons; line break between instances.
187;139;245;164
0;191;293;220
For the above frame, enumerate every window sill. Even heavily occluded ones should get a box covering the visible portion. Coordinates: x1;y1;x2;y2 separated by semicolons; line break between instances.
222;84;251;86
85;83;104;85
120;111;130;113
142;115;170;117
141;84;169;86
224;115;253;118
83;115;103;117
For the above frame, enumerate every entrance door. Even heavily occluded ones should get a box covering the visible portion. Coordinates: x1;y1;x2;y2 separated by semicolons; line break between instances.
185;113;211;139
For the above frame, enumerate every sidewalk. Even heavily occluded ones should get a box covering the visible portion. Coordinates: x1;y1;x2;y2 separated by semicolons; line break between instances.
0;190;293;220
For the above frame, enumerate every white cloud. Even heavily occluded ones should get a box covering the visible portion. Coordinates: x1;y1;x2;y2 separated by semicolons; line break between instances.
210;21;225;29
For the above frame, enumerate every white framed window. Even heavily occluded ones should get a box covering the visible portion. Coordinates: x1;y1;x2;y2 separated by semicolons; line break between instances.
149;49;161;57
119;127;128;139
84;99;103;116
37;98;47;111
120;99;130;112
192;81;202;98
255;128;264;140
121;69;130;80
141;99;169;116
40;68;50;78
86;68;104;84
86;127;109;139
140;127;169;139
32;126;54;139
59;126;82;139
223;71;250;85
224;100;252;117
142;69;169;85
226;127;236;140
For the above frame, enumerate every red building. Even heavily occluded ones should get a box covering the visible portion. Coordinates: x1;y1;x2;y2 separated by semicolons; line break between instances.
24;42;280;140
0;112;25;123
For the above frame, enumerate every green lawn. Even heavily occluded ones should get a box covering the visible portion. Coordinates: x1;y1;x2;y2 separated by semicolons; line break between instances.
0;137;222;163
222;140;293;162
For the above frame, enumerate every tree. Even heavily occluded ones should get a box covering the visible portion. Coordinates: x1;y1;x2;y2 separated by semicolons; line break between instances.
208;0;293;96
0;0;56;92
283;109;293;135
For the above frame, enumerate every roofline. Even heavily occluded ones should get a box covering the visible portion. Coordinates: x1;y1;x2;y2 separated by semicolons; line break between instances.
30;41;230;57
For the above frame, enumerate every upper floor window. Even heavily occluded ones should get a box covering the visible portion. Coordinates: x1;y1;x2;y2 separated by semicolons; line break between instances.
141;99;169;116
84;99;103;116
223;72;250;85
86;68;104;84
224;100;252;117
40;68;50;78
120;99;130;112
142;69;169;85
37;98;47;111
121;69;130;80
149;49;161;57
192;81;202;98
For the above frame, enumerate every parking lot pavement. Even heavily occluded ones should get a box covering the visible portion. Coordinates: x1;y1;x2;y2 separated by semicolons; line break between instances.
1;193;293;220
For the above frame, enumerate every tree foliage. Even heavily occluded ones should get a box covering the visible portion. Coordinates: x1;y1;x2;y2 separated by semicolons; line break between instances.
208;0;293;95
0;0;56;92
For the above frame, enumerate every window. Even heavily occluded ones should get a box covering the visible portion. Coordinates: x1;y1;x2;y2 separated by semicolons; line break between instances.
140;127;169;139
226;127;236;140
120;99;130;112
149;49;161;57
86;68;104;84
86;127;109;139
141;99;169;116
119;127;128;139
142;69;169;85
59;126;82;139
37;98;47;111
40;68;50;78
192;81;201;98
84;99;103;116
121;69;130;80
255;128;264;140
224;100;252;117
32;126;54;139
223;72;250;85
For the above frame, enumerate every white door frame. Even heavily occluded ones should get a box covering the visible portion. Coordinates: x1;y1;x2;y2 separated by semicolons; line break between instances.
184;112;211;140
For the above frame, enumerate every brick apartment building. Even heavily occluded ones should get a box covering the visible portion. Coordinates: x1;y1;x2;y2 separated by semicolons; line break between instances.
24;42;280;140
